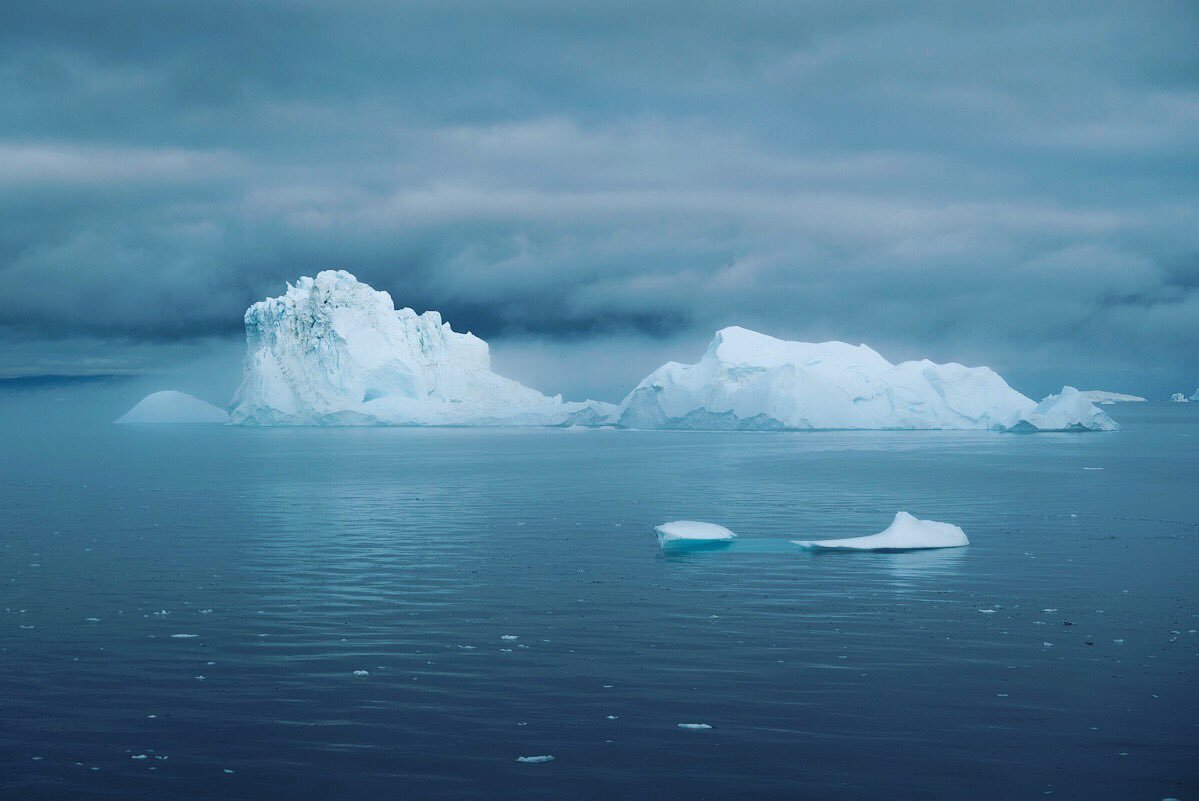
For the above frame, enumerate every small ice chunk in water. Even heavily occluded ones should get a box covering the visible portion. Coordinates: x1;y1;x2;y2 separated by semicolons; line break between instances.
501;635;518;641
352;670;370;676
654;521;737;549
516;755;555;763
169;634;198;639
792;512;968;551
677;723;713;730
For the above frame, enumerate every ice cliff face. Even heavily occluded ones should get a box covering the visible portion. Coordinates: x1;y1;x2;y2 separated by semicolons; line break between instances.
613;327;1117;432
230;271;612;426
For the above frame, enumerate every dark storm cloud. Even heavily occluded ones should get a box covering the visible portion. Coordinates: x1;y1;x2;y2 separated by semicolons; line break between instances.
1;1;1197;397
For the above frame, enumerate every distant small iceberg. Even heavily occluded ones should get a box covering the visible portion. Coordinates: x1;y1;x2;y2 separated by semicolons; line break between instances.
792;512;969;551
654;520;737;550
1170;393;1190;403
1077;390;1146;405
116;391;229;424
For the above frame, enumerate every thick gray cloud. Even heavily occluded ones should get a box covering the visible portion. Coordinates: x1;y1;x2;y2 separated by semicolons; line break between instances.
1;1;1196;400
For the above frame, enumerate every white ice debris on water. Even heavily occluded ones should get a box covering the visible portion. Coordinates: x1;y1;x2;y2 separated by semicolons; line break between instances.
1077;390;1147;404
229;270;614;426
615;327;1117;432
792;512;969;551
352;670;370;676
1170;393;1190;403
1191;388;1199;401
515;755;555;763
115;391;229;424
654;521;738;549
169;633;199;638
677;723;713;730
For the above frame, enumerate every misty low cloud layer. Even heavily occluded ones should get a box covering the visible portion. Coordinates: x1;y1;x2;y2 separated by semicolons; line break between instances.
1;1;1196;401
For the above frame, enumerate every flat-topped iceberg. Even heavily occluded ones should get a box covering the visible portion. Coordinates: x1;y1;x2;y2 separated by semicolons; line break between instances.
116;391;229;424
615;327;1117;432
654;520;738;550
1078;390;1147;404
793;512;969;551
1170;393;1190;403
230;271;614;426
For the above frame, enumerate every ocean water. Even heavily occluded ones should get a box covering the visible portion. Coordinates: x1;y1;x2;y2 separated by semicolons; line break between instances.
1;390;1196;800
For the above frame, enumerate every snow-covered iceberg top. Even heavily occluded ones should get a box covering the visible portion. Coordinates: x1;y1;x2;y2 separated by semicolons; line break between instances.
654;520;737;549
793;512;969;551
229;271;614;426
1078;390;1146;404
615;327;1117;432
116;391;229;424
1170;393;1190;403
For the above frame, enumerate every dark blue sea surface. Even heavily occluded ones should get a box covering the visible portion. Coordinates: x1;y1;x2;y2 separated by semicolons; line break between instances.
1;390;1196;800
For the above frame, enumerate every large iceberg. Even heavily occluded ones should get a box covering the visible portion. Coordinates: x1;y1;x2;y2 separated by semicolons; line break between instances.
116;390;230;424
792;512;969;551
228;272;1115;432
614;327;1117;432
1078;390;1146;404
230;271;614;426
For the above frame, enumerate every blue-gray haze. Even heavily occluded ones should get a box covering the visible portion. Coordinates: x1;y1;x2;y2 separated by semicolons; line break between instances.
1;1;1197;402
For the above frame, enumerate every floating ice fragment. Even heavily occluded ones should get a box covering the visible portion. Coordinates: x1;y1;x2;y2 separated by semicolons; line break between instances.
352;670;370;677
131;755;148;760
654;521;737;550
516;755;555;763
793;512;968;551
677;723;713;730
501;635;518;641
170;634;198;639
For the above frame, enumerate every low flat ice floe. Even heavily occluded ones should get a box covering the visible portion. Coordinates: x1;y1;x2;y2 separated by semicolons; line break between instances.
656;512;968;552
792;512;969;551
516;755;555;763
654;521;737;549
677;723;713;730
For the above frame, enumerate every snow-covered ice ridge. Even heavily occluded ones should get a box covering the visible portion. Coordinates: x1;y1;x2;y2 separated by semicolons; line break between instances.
229;271;614;426
616;327;1117;432
227;271;1116;431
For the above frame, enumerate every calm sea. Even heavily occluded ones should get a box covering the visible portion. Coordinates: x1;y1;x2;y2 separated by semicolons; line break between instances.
2;386;1196;800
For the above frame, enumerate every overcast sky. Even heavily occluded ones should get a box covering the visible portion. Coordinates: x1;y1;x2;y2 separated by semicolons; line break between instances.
1;1;1196;401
